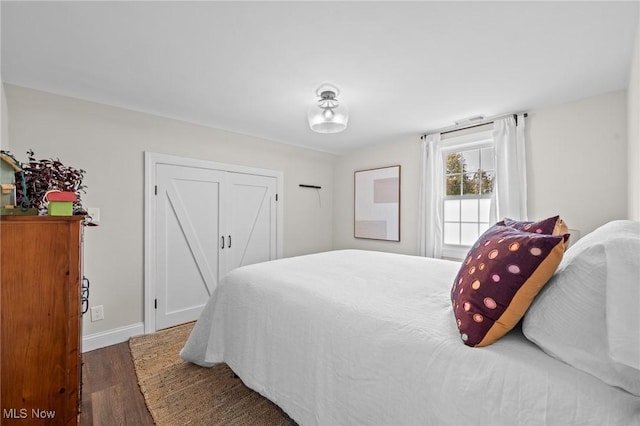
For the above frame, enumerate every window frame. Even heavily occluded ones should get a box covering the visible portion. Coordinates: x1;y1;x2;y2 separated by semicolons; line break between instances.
439;129;494;260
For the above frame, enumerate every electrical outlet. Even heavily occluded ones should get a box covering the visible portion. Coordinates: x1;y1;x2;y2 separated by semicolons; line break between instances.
90;305;104;322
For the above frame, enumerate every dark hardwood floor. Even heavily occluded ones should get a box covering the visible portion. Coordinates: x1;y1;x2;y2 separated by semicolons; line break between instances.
80;342;155;425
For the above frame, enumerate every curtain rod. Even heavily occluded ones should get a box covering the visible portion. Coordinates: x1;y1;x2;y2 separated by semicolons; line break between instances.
420;112;528;140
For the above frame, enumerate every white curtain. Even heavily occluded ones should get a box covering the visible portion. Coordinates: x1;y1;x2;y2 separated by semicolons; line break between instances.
419;114;527;258
490;114;528;222
418;133;443;258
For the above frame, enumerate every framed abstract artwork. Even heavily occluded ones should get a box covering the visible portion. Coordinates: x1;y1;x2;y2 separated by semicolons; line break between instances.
354;165;400;241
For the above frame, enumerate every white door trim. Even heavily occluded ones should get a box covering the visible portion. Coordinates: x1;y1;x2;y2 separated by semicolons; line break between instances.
144;152;284;334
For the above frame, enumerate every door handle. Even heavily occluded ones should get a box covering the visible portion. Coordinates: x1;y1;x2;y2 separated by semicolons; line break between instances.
228;235;231;248
221;236;225;250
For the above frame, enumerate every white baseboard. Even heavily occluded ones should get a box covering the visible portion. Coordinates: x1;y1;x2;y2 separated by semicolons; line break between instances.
82;322;145;353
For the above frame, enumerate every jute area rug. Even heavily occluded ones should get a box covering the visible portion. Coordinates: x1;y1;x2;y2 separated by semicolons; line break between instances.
129;322;296;425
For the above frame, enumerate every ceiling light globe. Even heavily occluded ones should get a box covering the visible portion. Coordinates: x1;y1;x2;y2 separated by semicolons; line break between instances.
307;87;349;134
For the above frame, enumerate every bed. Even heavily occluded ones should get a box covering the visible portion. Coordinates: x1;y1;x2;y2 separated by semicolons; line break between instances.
181;220;640;425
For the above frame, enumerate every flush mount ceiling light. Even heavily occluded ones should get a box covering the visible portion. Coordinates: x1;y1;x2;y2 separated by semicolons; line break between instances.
307;84;349;134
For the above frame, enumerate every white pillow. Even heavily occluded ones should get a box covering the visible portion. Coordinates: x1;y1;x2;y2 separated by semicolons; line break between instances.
606;233;640;370
522;220;640;396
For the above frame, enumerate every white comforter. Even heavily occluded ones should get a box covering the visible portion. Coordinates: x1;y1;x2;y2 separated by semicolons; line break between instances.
180;250;640;425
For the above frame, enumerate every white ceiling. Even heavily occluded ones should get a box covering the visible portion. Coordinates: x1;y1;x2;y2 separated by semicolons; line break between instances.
2;1;638;154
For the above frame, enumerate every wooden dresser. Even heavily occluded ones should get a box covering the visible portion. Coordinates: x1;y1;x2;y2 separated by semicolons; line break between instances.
1;216;83;425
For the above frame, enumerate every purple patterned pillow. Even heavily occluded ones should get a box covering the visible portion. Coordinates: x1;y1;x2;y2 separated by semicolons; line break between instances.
451;224;566;347
498;215;568;237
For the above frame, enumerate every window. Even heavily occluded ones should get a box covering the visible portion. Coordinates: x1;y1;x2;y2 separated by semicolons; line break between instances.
443;146;494;247
439;128;495;259
419;114;526;260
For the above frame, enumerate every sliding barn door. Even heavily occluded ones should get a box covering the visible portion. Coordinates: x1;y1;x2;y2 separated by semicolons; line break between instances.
155;164;227;330
225;173;278;273
150;156;281;332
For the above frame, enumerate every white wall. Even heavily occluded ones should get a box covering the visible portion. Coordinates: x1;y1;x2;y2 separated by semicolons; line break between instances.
334;90;629;254
0;4;5;152
1;84;8;150
629;27;640;221
526;91;627;235
333;137;421;255
5;84;335;342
